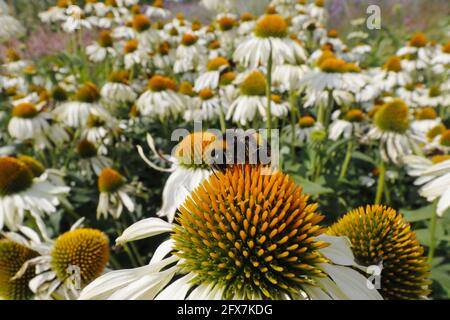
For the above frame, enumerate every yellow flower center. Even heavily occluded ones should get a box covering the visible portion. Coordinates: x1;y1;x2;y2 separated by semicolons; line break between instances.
220;72;236;86
319;57;347;73
77;139;98;158
148;75;177;92
174;132;217;168
191;20;202;31
57;0;71;8
316;50;335;66
132;14;151;32
218;16;236;31
17;155;45;177
344;109;365;122
240;71;267;96
315;0;325;7
414;107;437;120
0;157;34;196
198;88;214;100
427;124;446;142
169;27;179;36
384;56;402;72
271;94;282;103
431;155;450;164
208;40;220;50
181;33;198;46
124;39;139;54
440;129;450;147
129;104;140;118
105;0;117;7
131;4;141;15
12;103;39;118
328;29;338;38
75;82;101;103
6;48;20;62
153;0;164;8
254;15;288;38
178;81;195;96
51;229;109;285
98;168;125;193
206;57;229;71
173;165;329;299
428;85;440;98
98;30;113;48
240;12;255;22
0;240;39;300
328;205;431;300
374;99;410;134
108;70;129;84
159;41;170;55
298;116;316;128
409;32;427;48
442;41;450;54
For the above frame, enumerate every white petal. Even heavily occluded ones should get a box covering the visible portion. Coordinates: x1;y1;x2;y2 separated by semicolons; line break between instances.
116;217;173;245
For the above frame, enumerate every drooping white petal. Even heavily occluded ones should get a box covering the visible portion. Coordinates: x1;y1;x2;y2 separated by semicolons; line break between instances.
116;217;173;245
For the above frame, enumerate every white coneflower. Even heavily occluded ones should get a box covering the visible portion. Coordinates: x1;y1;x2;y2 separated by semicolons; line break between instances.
283;115;323;146
137;132;215;223
53;82;110;128
300;52;367;93
136;75;184;120
233;14;300;68
273;63;309;92
194;57;230;91
416;85;450;109
432;41;450;65
404;155;450;217
367;99;419;164
201;0;238;13
122;38;148;69
328;109;366;141
7;103;51;145
174;33;205;74
131;14;158;48
38;0;70;25
80;165;382;300
77;139;113;176
101;70;137;104
308;0;328;24
4;222;109;300
226;70;267;126
237;12;256;36
396;32;431;70
373;56;411;91
0;157;69;231
410;107;442;139
97;168;135;220
0;10;25;43
190;88;223;121
145;0;171;20
62;5;92;33
152;41;174;70
86;30;117;63
81;113;117;147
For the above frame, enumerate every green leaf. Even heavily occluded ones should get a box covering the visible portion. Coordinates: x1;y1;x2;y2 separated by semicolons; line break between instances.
352;151;377;165
292;176;333;196
401;205;433;222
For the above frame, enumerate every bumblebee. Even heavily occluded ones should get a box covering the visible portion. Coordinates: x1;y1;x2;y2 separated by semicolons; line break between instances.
204;129;272;173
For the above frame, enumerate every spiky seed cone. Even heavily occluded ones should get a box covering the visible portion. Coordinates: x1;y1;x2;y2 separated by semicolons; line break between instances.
328;205;431;300
0;240;39;300
0;157;34;196
173;165;330;300
51;229;109;286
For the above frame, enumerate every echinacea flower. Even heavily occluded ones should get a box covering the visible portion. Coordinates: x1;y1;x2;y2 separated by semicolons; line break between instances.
233;14;300;68
136;75;184;120
283;115;322;146
0;157;69;231
62;5;92;33
97;168;135;220
77;139;113;176
80;165;382;300
194;57;230;91
404;155;450;217
4;222;110;299
137;132;215;223
328;109;366;141
328;205;431;300
0;239;39;300
86;30;117;63
367;99;419;164
101;70;137;104
54;82;110;128
226;70;268;126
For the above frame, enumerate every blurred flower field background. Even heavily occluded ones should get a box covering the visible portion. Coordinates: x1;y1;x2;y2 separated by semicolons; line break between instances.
1;0;450;300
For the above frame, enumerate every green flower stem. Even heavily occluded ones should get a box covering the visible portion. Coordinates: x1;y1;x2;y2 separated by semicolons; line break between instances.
289;91;298;157
266;42;273;141
375;159;386;204
339;139;353;180
427;200;438;264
